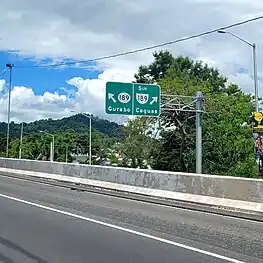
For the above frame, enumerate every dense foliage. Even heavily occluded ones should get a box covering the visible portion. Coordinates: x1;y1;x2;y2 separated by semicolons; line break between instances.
122;50;257;177
0;114;121;163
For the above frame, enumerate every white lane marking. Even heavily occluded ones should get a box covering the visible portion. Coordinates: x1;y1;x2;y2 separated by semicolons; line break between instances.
0;193;244;263
0;174;262;225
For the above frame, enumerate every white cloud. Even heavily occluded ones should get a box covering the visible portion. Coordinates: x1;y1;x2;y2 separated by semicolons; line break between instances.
0;0;263;123
67;68;135;121
1;1;262;71
0;85;72;122
0;69;134;123
228;73;254;94
0;80;5;92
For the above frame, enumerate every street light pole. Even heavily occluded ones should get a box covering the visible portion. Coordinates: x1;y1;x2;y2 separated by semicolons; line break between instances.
81;112;92;165
65;145;68;163
50;141;53;162
252;43;259;112
217;31;259;111
19;122;23;159
89;114;92;165
5;63;14;157
39;131;55;162
52;135;54;162
70;111;92;165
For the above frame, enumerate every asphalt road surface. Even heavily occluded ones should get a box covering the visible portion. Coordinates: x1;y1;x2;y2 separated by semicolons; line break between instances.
0;174;262;263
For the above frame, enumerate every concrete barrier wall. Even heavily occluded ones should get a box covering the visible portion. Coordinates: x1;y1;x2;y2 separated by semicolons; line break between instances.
0;157;263;203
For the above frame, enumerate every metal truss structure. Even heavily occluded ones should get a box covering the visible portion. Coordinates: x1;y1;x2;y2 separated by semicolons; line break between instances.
159;92;204;174
160;93;205;113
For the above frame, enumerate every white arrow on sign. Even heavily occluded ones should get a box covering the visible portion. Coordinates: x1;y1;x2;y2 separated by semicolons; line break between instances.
108;93;116;103
150;97;158;105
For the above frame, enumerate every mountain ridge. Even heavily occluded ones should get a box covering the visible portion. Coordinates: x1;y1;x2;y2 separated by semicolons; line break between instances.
0;114;123;138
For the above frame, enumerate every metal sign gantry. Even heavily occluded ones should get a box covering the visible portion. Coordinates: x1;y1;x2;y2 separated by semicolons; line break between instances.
159;92;204;174
161;93;202;112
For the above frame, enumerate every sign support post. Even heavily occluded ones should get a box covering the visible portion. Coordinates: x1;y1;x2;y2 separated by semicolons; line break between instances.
195;91;203;174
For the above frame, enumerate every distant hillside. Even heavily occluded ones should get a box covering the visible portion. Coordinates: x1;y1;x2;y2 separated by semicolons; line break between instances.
0;114;123;139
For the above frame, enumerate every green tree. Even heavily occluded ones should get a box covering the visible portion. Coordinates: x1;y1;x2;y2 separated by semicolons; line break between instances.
135;50;227;93
134;50;174;83
0;132;7;156
54;130;77;162
119;118;157;169
202;90;256;176
132;50;257;177
7;123;117;163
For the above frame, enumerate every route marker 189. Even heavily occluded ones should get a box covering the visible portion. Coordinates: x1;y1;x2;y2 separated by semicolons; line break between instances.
105;81;161;117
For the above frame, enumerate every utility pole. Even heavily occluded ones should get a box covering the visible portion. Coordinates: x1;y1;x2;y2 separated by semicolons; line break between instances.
195;91;203;174
6;63;14;157
89;115;92;165
50;141;53;162
65;145;68;163
19;122;23;159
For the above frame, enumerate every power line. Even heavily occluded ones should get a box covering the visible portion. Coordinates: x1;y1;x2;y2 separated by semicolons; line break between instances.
0;68;9;79
15;15;263;69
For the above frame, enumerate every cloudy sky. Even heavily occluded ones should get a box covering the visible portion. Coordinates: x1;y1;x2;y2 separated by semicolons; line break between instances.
0;0;263;123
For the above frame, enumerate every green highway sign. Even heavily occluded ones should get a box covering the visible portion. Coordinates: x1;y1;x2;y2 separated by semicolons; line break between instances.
133;83;160;116
105;82;133;116
105;81;161;117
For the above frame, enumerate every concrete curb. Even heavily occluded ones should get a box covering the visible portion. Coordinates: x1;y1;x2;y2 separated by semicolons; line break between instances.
0;168;263;222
